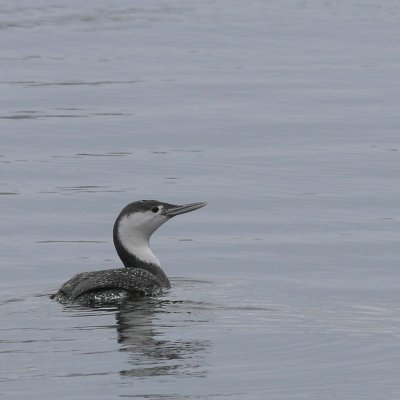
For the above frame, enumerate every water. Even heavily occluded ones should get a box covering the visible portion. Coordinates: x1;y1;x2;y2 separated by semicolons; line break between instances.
1;1;400;398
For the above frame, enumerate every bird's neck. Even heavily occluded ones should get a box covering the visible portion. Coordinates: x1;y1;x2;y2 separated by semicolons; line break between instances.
113;217;170;287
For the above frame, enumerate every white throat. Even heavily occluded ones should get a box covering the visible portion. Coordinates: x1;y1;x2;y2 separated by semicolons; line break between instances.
117;213;165;267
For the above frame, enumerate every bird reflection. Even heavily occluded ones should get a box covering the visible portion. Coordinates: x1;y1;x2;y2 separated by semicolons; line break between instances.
115;298;210;378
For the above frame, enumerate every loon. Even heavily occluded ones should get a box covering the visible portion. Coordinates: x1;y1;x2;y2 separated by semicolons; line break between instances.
52;200;206;305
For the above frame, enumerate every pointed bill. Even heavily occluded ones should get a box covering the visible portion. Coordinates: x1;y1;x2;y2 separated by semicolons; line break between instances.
164;202;207;217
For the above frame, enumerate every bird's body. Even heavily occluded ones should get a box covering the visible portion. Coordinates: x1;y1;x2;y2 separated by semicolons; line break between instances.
52;200;206;305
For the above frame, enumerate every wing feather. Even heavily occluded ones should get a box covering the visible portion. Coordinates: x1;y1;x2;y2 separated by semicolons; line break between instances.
58;268;164;300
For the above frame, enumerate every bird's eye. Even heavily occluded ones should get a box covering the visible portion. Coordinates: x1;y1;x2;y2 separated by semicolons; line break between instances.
152;207;159;213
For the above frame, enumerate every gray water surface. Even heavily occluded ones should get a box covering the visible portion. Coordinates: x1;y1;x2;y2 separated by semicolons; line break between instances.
1;1;400;399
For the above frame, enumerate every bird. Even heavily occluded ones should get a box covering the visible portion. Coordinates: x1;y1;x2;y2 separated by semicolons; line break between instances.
52;200;206;305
